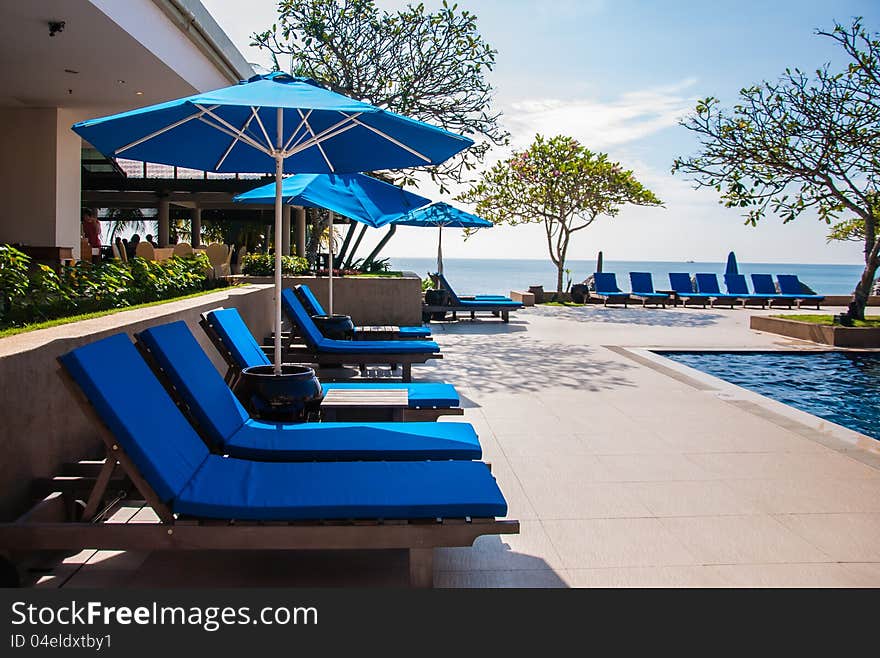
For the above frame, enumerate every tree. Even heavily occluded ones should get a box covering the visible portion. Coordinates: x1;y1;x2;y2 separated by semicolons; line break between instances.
252;0;507;192
459;135;662;295
672;18;880;320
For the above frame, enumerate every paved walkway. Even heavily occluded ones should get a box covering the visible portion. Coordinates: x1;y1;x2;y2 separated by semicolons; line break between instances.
43;305;880;587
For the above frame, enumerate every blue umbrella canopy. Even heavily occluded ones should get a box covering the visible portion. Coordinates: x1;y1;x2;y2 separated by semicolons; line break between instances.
233;173;431;228
394;202;493;274
72;73;473;174
72;72;471;371
725;251;739;276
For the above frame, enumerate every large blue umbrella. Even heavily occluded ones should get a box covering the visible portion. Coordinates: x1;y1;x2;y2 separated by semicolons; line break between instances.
394;202;492;274
234;173;431;312
73;72;471;370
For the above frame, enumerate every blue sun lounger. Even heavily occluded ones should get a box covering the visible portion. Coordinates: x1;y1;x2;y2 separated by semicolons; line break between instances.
628;272;670;307
723;273;770;308
281;288;441;381
201;307;462;421
424;272;522;322
136;322;479;461
591;272;630;306
26;334;516;587
668;273;715;308
777;274;825;309
694;273;741;308
294;284;431;340
750;274;801;308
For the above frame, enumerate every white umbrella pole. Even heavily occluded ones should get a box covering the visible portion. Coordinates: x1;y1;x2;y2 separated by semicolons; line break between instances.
273;108;284;373
328;211;334;314
437;225;443;275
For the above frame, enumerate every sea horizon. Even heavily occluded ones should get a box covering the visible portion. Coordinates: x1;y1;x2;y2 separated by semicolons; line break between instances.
389;257;869;296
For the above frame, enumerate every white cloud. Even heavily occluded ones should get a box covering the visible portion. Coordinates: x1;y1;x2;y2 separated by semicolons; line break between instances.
503;78;697;149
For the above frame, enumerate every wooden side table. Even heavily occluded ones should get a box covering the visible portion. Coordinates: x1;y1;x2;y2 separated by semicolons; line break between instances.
321;388;409;422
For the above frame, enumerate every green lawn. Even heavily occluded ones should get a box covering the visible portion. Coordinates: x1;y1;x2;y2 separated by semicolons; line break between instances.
774;314;880;328
0;288;230;339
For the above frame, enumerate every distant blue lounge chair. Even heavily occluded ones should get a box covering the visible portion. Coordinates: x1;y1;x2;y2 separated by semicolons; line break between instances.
294;284;431;340
38;333;516;587
281;289;441;381
591;273;630;307
750;274;800;308
668;273;715;308
628;272;670;307
201;307;462;421
424;272;522;322
777;274;825;309
136;322;479;461
694;273;741;308
723;274;769;308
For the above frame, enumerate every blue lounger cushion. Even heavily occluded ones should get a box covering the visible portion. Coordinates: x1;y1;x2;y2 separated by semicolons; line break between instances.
694;273;740;301
434;273;515;302
629;272;668;298
203;308;459;409
750;274;800;299
668;273;715;298
176;458;507;520
60;335;506;519
777;275;825;301
724;274;769;299
282;289;440;353
138;321;479;460
296;284;431;338
455;299;522;308
593;272;629;296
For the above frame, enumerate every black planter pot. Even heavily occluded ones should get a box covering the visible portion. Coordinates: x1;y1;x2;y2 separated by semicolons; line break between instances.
235;364;323;422
424;289;448;306
312;314;355;340
570;283;589;304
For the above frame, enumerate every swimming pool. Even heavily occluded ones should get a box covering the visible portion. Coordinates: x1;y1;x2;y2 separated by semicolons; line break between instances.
656;351;880;441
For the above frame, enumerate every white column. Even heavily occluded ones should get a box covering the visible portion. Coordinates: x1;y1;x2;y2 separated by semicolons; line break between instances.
282;205;291;256
294;206;306;256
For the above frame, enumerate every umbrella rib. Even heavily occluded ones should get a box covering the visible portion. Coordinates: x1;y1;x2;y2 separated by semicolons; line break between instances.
283;110;312;152
249;107;275;153
113;105;221;156
286;113;363;156
345;114;432;163
297;108;334;172
195;105;273;156
216;109;260;170
197;116;270;156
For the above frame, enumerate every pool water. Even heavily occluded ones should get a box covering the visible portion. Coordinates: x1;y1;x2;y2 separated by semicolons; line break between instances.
656;351;880;440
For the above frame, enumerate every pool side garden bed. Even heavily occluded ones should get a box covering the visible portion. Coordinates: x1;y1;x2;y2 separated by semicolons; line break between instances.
751;314;880;347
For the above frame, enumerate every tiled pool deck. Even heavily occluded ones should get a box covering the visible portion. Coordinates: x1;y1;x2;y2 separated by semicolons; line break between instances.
39;305;880;588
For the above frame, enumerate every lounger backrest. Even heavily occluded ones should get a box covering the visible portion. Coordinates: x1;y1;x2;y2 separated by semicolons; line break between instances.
629;272;655;294
593;272;621;293
777;274;804;295
204;308;271;370
281;288;327;349
724;273;750;295
751;274;777;295
669;272;695;294
137;321;250;447
59;334;209;503
695;273;722;295
295;284;325;316
434;273;462;304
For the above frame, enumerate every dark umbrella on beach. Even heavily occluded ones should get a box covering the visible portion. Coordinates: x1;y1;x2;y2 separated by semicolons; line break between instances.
725;251;739;276
596;251;604;273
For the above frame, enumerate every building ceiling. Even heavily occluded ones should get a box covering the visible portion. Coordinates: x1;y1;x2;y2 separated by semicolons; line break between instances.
0;0;200;110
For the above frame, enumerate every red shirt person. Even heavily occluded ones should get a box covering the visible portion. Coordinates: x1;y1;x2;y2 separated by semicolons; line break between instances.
81;208;101;249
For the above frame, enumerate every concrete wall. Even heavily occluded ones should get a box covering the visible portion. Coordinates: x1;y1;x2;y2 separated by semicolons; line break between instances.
239;274;424;328
0;284;273;521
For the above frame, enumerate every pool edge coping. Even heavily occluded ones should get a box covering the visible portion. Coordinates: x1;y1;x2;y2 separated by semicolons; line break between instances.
605;345;880;471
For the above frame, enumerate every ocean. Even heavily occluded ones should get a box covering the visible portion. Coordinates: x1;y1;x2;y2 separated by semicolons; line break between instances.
388;258;868;296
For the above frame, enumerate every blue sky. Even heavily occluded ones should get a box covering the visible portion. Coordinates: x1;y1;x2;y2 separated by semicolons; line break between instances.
201;0;880;264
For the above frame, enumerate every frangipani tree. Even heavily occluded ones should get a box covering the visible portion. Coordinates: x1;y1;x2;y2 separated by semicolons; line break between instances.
673;19;880;321
459;134;662;294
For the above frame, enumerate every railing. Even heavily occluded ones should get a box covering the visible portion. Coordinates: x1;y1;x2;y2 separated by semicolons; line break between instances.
115;158;264;180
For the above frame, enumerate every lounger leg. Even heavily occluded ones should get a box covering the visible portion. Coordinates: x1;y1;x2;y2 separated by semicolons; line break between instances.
81;458;117;521
402;363;412;382
408;548;434;588
470;311;475;320
502;310;509;323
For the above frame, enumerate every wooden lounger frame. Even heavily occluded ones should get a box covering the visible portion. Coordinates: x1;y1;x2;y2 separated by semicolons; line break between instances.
630;293;669;308
590;292;630;308
0;368;518;588
280;344;441;383
422;304;513;322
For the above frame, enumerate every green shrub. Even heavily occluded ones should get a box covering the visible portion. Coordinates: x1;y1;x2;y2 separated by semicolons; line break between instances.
0;245;221;331
241;252;309;276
